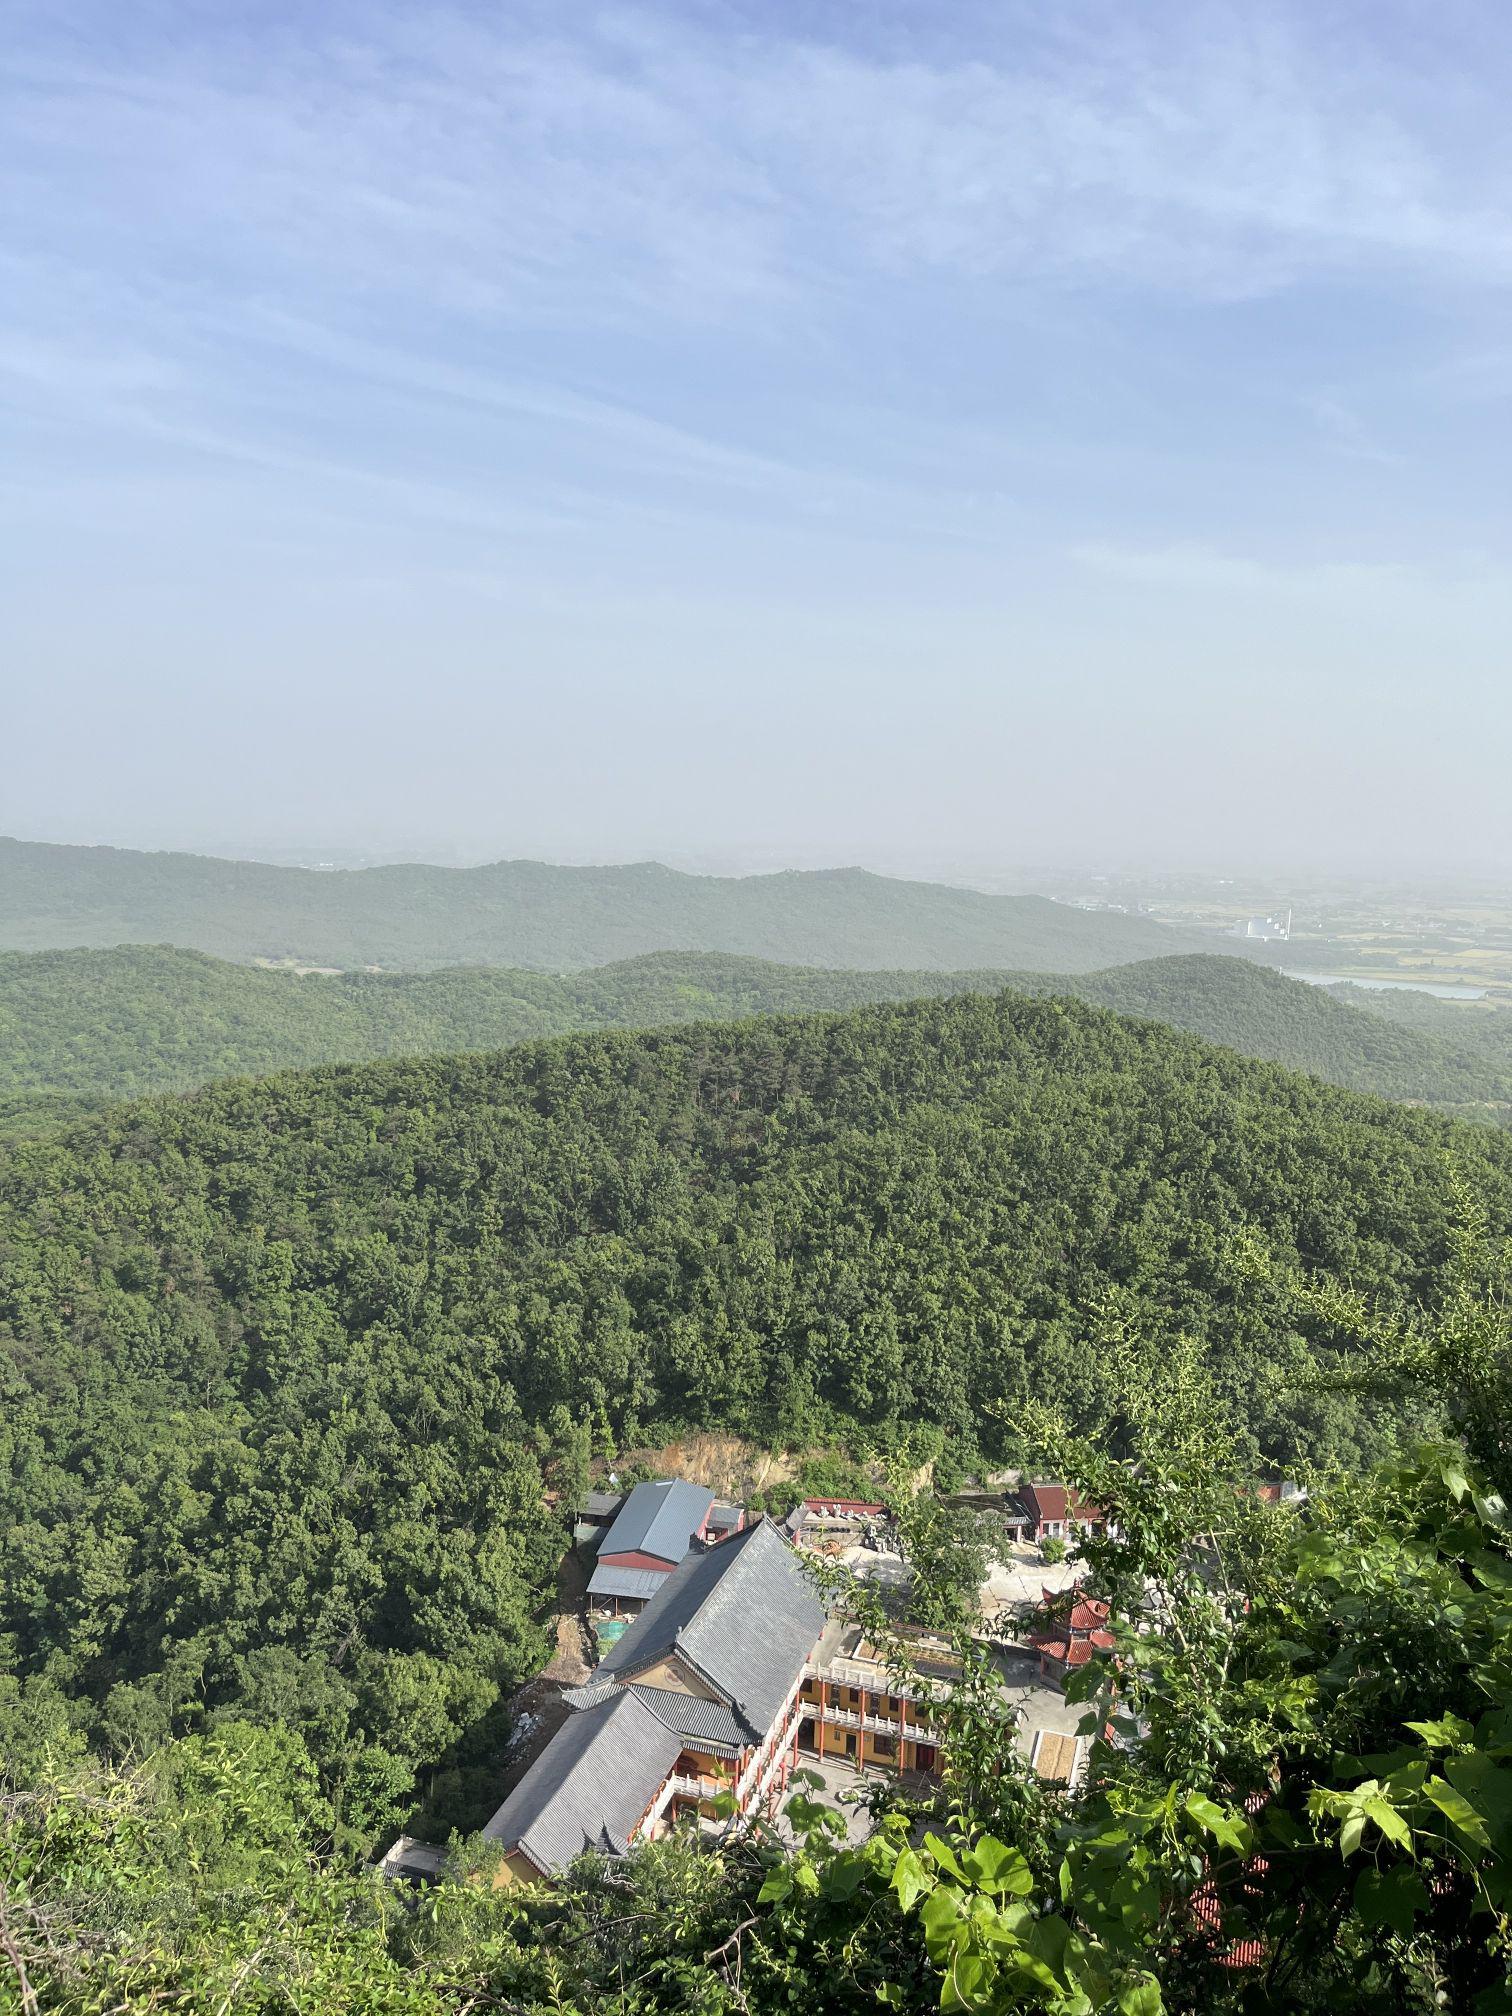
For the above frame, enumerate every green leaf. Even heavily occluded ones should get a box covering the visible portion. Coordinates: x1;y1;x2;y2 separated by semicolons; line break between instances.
1261;1808;1303;1849
976;1901;1033;1945
1362;1795;1411;1849
962;1835;1033;1896
1425;1777;1493;1850
1339;1810;1366;1859
822;1854;867;1900
1117;1978;1164;2016
757;1866;794;1904
1445;1750;1512;1836
1110;1872;1161;1930
946;1951;991;2010
1185;1792;1226;1831
1441;1459;1471;1502
1354;1866;1429;1938
924;1833;969;1881
1404;1714;1473;1752
1026;1913;1071;1970
920;1884;968;1963
1184;1792;1250;1853
893;1846;933;1914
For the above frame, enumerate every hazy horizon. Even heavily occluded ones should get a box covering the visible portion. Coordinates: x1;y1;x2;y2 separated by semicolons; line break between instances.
5;827;1507;895
6;1;1512;876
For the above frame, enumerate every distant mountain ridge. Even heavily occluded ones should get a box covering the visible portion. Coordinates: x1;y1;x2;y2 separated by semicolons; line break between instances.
0;837;1223;971
3;942;1507;1137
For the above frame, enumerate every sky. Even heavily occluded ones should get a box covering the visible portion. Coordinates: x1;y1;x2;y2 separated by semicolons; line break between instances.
3;0;1511;875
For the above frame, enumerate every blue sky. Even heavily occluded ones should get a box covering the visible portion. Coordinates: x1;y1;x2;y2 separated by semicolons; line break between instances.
4;0;1510;871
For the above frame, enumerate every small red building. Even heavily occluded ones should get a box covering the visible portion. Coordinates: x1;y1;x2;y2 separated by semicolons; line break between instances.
588;1479;737;1616
1017;1482;1105;1546
1027;1592;1115;1681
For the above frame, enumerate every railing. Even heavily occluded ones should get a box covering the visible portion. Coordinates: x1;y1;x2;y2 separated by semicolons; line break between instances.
669;1772;728;1801
812;1704;941;1744
742;1716;792;1804
808;1657;953;1701
737;1672;806;1809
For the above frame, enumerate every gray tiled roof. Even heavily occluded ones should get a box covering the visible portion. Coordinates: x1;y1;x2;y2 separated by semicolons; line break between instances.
560;1680;618;1710
627;1685;747;1756
482;1691;681;1874
587;1563;669;1601
558;1680;744;1756
599;1519;826;1736
600;1479;715;1565
483;1521;824;1877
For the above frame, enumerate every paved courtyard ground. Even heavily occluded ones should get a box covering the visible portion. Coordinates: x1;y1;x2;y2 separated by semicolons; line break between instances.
832;1538;1089;1637
979;1545;1087;1626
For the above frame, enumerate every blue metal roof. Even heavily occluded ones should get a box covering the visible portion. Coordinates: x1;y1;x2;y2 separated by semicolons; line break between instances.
599;1478;714;1565
588;1563;669;1601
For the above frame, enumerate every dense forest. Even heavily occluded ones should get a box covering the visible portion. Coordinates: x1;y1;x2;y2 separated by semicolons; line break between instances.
3;991;1510;2008
3;991;1509;1825
0;837;1223;970
6;1422;1509;2012
6;943;1510;1137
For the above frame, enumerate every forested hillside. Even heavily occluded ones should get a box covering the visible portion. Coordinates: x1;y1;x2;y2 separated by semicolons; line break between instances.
3;990;1508;1829
1331;974;1512;1057
4;942;1508;1135
1074;956;1512;1107
0;837;1220;970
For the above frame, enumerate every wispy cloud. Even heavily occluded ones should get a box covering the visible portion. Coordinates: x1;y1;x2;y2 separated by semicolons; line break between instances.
1068;539;1394;593
7;2;1512;342
1302;396;1407;468
735;16;1512;297
227;311;824;496
5;2;1509;543
1068;538;1512;607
